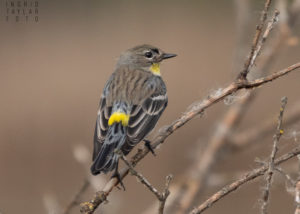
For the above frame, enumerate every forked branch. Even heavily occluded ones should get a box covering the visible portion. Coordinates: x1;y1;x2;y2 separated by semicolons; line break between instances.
80;62;300;213
189;146;300;214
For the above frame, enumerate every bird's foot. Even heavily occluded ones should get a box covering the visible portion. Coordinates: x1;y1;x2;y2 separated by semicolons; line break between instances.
111;169;126;191
144;139;156;156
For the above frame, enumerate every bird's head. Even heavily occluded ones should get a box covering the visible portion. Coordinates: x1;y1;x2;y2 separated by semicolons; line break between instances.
117;44;177;76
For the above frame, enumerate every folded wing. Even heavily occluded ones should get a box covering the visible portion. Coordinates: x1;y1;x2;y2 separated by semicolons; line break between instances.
122;92;168;154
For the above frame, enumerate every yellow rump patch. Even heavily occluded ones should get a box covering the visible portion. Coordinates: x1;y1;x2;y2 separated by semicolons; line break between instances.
150;63;161;76
108;112;130;126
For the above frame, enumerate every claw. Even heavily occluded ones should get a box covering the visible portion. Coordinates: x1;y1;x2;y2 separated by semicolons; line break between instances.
110;160;126;191
144;140;156;156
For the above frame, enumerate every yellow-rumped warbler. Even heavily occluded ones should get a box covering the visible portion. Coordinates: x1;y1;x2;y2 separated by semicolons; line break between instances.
91;44;176;180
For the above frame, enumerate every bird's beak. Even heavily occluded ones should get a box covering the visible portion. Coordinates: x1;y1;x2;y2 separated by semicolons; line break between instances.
162;53;177;60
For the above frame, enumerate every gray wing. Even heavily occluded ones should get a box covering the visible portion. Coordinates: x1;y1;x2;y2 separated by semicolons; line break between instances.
93;95;112;161
122;91;168;154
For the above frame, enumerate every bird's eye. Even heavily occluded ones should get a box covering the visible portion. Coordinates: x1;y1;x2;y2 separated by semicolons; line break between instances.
144;51;153;58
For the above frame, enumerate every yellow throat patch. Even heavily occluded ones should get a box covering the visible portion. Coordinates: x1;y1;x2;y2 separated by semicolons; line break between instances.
108;112;130;126
150;63;161;75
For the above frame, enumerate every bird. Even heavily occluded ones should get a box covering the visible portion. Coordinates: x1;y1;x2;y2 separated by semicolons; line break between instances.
91;44;176;185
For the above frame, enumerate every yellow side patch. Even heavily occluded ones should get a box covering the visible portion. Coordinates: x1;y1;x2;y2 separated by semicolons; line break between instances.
108;112;130;126
150;63;161;76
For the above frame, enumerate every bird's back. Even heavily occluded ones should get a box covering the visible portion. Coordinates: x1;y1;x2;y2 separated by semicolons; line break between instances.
91;66;167;174
106;65;155;106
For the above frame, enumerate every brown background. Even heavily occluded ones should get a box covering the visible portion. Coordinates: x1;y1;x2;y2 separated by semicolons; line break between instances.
0;0;300;213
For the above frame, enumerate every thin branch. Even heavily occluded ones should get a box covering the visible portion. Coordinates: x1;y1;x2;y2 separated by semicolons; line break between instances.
238;0;273;80
121;154;173;214
260;97;288;214
246;10;280;79
120;155;161;199
275;167;296;187
80;62;300;214
159;175;173;214
241;62;300;88
64;178;90;214
189;146;300;214
142;184;181;214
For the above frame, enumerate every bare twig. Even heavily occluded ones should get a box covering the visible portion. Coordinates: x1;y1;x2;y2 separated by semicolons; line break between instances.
120;154;173;214
189;146;300;214
159;175;173;214
142;184;181;214
246;10;280;79
238;0;273;80
64;179;90;214
80;62;300;214
120;155;161;199
260;97;288;214
275;166;296;187
241;63;300;87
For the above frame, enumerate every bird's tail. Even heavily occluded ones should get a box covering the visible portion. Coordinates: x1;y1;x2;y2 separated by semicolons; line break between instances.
91;123;126;175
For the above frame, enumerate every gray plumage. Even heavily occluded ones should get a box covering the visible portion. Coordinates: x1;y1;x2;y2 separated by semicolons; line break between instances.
91;44;176;175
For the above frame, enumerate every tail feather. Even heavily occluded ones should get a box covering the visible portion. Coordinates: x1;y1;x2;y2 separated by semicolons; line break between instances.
91;123;126;175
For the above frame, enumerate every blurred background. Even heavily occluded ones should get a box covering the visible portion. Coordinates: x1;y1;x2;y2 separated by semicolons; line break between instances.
0;0;300;213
